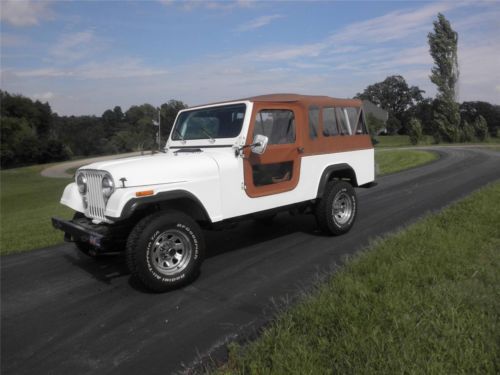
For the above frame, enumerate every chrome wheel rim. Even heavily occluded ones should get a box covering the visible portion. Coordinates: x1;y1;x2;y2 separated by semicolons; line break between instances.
332;191;353;225
150;229;192;276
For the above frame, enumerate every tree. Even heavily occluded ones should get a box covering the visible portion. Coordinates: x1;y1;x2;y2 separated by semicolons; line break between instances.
408;118;424;145
160;99;188;143
460;101;500;137
428;13;460;142
355;75;424;133
473;115;489;141
459;120;475;142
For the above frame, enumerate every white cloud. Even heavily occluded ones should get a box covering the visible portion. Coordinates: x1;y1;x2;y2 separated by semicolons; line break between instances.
159;0;255;11
33;91;55;101
0;0;54;27
14;58;168;80
238;14;284;31
331;2;457;44
50;30;102;62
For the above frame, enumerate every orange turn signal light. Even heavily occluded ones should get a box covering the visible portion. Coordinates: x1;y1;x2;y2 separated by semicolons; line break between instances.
135;190;154;197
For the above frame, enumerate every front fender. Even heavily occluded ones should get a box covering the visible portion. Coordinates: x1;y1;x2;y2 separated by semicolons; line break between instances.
104;179;222;222
60;183;85;213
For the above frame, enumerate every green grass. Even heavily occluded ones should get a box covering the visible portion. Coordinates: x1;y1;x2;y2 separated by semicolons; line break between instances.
376;149;439;176
219;182;500;374
375;135;500;148
375;135;434;148
0;164;73;255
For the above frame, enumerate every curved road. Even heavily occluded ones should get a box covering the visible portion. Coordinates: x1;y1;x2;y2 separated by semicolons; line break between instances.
2;147;499;375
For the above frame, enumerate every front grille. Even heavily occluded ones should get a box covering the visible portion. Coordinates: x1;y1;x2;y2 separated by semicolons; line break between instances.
81;170;108;222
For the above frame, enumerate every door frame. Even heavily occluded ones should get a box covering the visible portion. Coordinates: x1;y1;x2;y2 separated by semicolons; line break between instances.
243;102;303;198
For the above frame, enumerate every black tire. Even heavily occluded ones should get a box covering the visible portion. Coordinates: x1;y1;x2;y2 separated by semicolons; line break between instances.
315;180;357;235
126;210;205;292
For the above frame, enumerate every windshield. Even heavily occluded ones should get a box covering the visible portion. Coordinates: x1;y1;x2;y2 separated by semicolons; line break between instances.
171;103;246;141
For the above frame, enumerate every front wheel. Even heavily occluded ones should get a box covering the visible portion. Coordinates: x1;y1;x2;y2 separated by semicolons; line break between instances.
126;211;205;292
315;181;357;235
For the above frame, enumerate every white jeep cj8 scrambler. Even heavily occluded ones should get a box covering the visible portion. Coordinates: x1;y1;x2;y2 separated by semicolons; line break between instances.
53;94;375;291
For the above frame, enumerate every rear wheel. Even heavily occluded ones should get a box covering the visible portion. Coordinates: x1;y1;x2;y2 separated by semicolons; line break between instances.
315;180;357;235
126;210;205;292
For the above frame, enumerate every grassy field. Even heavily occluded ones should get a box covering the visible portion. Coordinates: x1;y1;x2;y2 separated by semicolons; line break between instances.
376;149;439;176
0;165;73;255
375;135;434;148
219;182;500;374
375;134;500;148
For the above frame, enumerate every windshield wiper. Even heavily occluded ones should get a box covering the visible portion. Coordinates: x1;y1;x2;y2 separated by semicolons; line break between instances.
172;128;185;141
200;127;215;143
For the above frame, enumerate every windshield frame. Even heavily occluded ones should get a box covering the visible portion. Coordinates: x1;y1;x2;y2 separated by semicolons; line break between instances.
169;101;249;145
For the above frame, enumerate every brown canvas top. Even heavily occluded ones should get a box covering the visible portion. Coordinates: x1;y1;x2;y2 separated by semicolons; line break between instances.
195;93;362;109
245;94;362;108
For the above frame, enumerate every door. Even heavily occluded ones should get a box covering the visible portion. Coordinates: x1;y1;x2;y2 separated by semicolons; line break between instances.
243;103;302;198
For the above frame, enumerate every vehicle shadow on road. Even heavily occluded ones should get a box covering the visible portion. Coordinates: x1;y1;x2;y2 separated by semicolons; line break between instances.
204;212;319;258
62;212;320;292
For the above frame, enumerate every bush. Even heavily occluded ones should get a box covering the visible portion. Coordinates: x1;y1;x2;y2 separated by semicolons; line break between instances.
408;118;424;145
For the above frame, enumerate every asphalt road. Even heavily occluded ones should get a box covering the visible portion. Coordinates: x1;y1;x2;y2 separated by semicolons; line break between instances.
2;146;499;375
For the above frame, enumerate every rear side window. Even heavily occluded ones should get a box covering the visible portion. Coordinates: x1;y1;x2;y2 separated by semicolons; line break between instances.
308;106;320;139
323;107;339;136
345;107;360;134
356;110;368;134
336;108;350;135
254;109;295;144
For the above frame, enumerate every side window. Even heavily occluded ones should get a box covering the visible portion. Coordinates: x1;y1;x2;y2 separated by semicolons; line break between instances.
252;161;293;186
254;109;295;144
345;107;360;135
308;106;320;139
356;110;368;134
336;108;350;135
323;107;339;136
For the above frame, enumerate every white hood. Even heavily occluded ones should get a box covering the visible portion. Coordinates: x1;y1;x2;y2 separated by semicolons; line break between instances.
79;151;220;187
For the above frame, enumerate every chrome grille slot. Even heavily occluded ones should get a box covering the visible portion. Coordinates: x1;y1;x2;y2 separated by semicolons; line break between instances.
80;170;107;222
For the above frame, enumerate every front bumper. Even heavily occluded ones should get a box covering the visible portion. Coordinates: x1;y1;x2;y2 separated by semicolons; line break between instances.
52;217;117;251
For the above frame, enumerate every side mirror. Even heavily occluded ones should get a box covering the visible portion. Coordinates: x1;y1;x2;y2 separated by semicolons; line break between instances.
251;134;268;155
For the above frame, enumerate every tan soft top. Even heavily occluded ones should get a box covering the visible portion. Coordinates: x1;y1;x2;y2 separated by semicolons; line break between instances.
246;94;362;108
196;93;362;109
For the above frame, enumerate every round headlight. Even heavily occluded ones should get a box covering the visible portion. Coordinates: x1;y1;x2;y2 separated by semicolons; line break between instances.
76;173;87;195
102;175;115;198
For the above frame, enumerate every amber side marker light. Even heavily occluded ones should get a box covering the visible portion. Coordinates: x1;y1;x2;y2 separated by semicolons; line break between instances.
136;190;154;197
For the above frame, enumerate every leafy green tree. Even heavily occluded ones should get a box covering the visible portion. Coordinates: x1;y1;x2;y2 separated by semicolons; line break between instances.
459;120;475;142
160;99;188;143
428;13;460;142
355;75;424;133
473;115;489;141
408;118;424;145
124;104;158;151
365;113;385;136
460;101;500;137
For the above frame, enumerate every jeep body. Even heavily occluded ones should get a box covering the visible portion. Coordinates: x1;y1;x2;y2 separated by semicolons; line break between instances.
53;94;375;291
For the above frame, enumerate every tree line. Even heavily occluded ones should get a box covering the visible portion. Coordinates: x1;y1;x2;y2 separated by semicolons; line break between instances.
358;13;499;145
1;90;187;169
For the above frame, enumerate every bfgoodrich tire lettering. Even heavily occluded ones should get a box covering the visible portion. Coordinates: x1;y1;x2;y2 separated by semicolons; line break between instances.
315;180;357;235
126;210;205;292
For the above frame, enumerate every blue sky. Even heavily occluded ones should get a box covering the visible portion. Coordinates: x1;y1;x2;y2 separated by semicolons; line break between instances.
1;0;499;115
